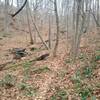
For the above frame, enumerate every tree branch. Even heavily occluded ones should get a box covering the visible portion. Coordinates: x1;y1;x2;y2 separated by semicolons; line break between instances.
11;0;27;18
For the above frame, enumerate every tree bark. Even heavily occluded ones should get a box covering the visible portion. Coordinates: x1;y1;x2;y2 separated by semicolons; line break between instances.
26;1;34;44
53;0;60;57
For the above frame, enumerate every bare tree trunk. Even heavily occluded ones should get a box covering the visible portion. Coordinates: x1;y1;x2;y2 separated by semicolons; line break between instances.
97;0;100;23
96;0;100;50
33;21;49;50
33;12;37;43
96;27;100;50
17;0;21;27
26;1;34;44
48;15;51;48
71;0;82;61
53;0;60;57
91;0;100;50
29;9;49;50
4;0;9;34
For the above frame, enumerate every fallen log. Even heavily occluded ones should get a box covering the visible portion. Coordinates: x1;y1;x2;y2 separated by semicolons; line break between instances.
35;53;49;61
0;53;49;71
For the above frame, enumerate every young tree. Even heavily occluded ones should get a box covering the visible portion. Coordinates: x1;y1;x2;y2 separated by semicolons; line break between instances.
47;14;51;48
26;0;34;44
53;0;60;57
4;0;9;34
71;0;91;61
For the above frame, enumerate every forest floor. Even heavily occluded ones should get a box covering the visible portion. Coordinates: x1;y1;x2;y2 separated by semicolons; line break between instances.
0;23;100;100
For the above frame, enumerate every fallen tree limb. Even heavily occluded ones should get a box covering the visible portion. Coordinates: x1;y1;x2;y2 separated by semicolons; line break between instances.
0;53;49;71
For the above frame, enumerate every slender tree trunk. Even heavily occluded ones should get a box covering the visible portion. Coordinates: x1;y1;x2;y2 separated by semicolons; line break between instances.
48;15;51;48
33;12;37;43
4;0;9;34
29;9;49;50
53;0;60;57
96;0;100;50
71;0;81;61
17;0;21;26
26;1;34;44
